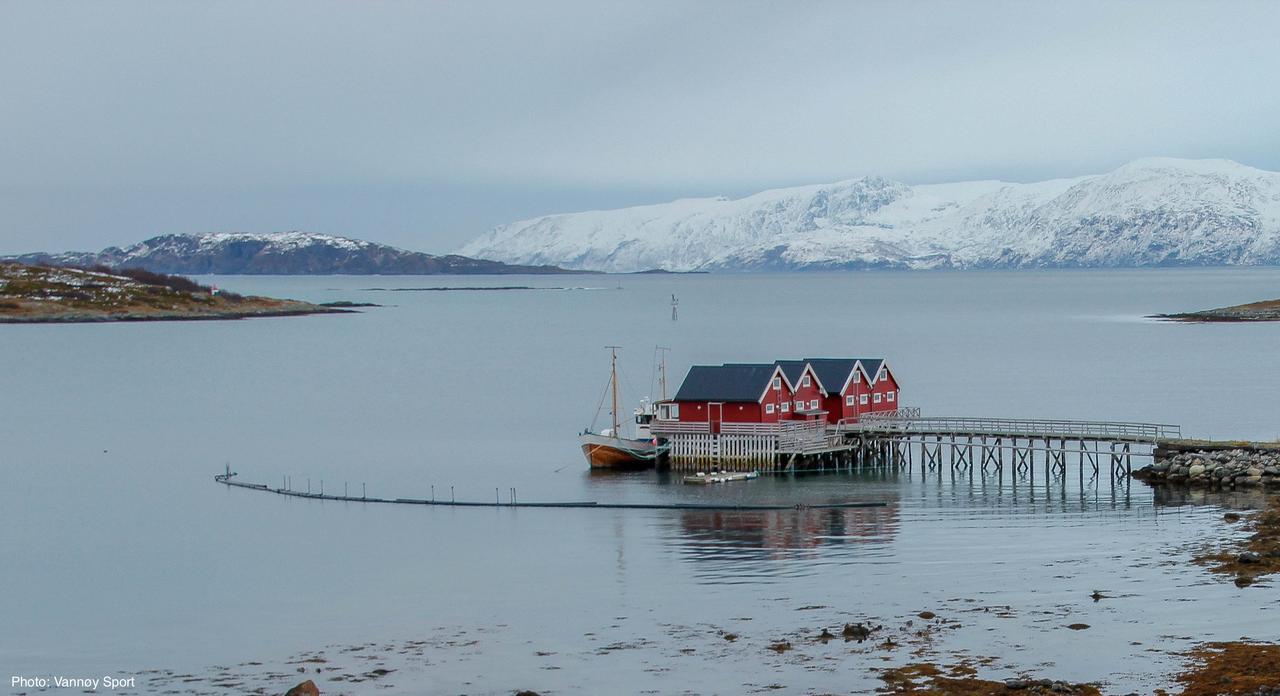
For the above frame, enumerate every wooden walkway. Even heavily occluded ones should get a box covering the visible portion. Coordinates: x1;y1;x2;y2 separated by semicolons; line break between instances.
655;411;1181;476
842;414;1180;443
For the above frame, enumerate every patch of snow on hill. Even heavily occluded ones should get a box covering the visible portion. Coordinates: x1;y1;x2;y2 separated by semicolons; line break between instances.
459;158;1280;272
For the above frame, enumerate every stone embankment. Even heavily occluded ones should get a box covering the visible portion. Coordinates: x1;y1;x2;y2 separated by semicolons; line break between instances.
1134;446;1280;488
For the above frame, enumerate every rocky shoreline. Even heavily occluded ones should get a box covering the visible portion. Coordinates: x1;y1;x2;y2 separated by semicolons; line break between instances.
1153;297;1280;322
1133;448;1280;488
0;262;352;324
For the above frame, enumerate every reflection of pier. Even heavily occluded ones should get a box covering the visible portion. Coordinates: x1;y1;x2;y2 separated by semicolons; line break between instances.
655;410;1182;482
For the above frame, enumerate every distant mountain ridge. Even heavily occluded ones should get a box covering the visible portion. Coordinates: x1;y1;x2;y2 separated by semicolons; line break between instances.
8;232;579;275
459;158;1280;272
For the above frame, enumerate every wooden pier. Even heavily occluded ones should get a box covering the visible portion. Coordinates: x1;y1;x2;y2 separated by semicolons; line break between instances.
653;410;1182;480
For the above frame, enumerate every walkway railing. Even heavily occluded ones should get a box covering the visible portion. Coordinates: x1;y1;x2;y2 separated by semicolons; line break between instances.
841;415;1180;442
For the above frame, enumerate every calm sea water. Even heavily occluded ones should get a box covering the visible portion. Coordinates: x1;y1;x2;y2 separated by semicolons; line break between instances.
3;269;1280;694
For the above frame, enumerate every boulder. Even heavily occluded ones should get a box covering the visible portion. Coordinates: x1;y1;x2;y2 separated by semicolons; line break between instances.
284;681;319;696
1189;464;1206;477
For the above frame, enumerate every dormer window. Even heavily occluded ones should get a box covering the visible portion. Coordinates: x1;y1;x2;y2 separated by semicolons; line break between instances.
802;375;810;387
773;377;781;390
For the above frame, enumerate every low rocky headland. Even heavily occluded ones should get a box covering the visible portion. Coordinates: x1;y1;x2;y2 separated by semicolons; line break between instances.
1133;444;1280;489
0;262;350;323
1154;298;1280;322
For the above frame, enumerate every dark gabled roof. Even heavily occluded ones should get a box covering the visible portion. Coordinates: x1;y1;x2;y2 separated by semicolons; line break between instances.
858;358;885;383
774;360;810;388
673;364;778;402
802;358;859;393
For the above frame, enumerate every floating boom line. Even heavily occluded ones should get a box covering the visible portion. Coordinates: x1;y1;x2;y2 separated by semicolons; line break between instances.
213;472;886;511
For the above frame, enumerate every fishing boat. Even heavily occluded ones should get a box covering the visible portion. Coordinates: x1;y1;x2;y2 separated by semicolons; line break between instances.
579;346;668;469
682;470;760;485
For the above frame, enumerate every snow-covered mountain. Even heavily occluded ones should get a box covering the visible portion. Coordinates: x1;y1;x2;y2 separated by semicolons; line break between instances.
459;158;1280;272
8;232;576;275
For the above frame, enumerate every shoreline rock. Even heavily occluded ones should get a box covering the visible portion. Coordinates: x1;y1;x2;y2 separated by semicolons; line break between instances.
1133;448;1280;489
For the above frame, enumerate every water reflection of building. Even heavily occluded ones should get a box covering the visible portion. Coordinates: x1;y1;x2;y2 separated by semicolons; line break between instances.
676;502;900;560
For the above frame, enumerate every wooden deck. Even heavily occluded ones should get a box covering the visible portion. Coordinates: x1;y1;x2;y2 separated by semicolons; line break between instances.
653;412;1181;474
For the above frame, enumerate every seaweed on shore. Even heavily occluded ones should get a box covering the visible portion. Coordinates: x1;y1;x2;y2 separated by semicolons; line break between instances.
1175;642;1280;695
1194;498;1280;583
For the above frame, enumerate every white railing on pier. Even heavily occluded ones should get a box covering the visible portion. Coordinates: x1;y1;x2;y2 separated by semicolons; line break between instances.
652;420;712;434
841;415;1180;442
652;419;828;437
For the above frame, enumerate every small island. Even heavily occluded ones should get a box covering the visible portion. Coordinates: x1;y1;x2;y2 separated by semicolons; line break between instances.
0;262;351;323
1155;297;1280;322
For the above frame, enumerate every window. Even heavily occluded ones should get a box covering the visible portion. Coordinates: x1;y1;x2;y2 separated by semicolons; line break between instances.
846;395;855;406
659;403;679;420
765;403;775;414
879;368;887;380
794;400;804;411
781;402;790;412
773;377;781;390
802;375;810;387
874;393;883;403
810;399;819;410
887;392;895;402
859;394;869;405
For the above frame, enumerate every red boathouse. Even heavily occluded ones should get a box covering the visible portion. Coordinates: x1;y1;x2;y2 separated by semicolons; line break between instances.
658;357;901;428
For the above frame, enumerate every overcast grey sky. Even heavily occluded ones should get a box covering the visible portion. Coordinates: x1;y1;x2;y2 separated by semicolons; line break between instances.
3;0;1279;255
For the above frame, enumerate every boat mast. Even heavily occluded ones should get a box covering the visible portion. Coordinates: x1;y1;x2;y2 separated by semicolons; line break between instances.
607;345;621;437
656;346;670;400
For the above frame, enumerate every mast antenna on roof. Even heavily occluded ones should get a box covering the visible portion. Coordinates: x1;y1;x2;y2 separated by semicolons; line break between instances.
655;346;671;400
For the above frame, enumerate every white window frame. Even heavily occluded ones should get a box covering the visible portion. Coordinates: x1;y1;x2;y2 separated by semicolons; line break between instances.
859;394;869;405
887;392;895;402
780;402;790;412
659;403;679;420
845;395;855;406
802;375;810;387
765;403;775;414
772;377;781;390
794;400;804;411
874;393;883;404
809;399;819;410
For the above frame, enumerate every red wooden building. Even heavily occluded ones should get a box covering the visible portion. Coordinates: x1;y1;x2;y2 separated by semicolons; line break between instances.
805;357;901;424
658;357;901;429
